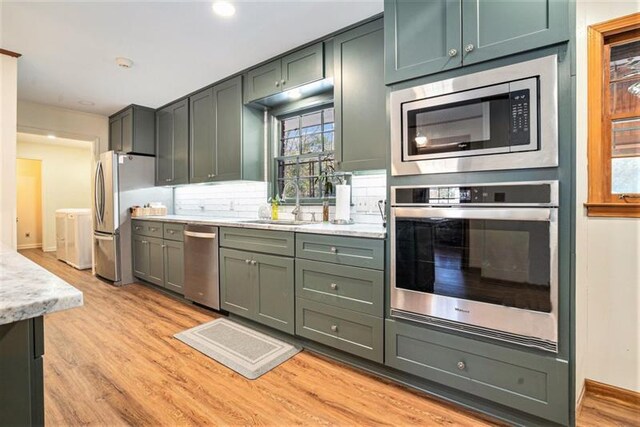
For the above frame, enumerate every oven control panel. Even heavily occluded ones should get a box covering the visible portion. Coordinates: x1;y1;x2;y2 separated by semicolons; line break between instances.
510;89;531;147
393;182;556;206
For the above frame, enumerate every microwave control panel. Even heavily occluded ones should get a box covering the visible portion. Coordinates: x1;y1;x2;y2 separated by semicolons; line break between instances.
510;89;531;147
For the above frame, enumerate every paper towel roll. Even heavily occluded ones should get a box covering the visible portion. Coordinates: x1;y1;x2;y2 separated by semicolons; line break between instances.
335;184;351;221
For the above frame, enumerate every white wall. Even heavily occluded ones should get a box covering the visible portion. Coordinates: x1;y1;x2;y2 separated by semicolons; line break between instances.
17;100;109;157
17;139;93;252
575;0;640;398
0;53;18;249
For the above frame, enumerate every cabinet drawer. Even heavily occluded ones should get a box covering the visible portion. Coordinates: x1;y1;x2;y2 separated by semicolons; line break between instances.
220;227;294;257
295;259;383;316
163;223;185;241
385;319;569;425
296;298;383;363
296;233;384;269
132;220;163;238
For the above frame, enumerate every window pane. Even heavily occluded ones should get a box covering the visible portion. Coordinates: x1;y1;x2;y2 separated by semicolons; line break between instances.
281;138;300;156
324;108;334;126
283;117;300;138
277;159;299;180
612;118;640;158
323;132;334;151
301;133;323;154
612;157;640;194
609;39;640;114
301;111;322;134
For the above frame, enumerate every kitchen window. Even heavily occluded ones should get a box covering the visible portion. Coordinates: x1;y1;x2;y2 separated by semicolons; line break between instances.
275;107;335;202
586;13;640;217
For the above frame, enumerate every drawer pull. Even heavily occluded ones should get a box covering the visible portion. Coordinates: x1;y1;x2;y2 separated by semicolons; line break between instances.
245;259;251;264
250;260;257;265
168;230;174;234
330;325;338;332
330;283;338;290
457;361;466;371
330;246;337;253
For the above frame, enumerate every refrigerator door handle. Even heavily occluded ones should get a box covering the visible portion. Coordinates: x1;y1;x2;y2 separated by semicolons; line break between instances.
98;162;106;224
94;234;114;241
94;160;102;225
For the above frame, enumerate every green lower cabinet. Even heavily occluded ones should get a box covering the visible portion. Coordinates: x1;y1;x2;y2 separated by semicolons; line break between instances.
220;248;254;317
220;248;294;334
163;240;184;294
296;298;383;363
385;319;569;425
132;234;150;280
147;237;165;286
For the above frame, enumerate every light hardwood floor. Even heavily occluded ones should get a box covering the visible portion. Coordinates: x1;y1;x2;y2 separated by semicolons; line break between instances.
20;249;639;426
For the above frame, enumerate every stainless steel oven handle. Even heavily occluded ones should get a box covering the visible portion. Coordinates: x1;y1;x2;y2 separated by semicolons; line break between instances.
392;207;553;222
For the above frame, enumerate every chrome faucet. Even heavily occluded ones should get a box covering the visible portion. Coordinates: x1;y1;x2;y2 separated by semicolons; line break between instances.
283;180;303;221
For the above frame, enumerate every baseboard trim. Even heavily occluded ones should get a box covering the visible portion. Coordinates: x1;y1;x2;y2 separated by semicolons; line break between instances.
576;381;586;417
585;379;640;406
17;243;42;250
43;246;56;253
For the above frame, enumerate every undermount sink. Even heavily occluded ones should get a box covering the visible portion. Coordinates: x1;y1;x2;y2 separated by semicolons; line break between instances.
240;219;313;226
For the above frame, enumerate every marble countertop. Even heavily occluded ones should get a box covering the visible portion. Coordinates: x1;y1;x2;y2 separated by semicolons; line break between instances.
0;245;83;326
135;215;387;239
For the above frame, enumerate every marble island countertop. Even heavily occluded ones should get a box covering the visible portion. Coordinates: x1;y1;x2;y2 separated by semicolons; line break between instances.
0;245;83;325
135;215;387;239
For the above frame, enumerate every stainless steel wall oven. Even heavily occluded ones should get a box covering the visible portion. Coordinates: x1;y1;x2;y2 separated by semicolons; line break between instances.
390;55;558;175
390;181;559;352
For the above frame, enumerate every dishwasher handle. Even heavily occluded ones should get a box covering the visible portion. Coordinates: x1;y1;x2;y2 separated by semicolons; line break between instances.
184;230;217;239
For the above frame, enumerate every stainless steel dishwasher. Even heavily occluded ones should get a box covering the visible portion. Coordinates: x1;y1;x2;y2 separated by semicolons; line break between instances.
183;224;220;310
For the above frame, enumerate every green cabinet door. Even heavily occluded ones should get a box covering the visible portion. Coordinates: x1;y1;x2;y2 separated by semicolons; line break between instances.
109;116;122;152
462;0;569;66
189;88;216;183
164;240;184;294
334;18;387;171
132;234;150;280
213;76;243;181
120;108;133;153
281;42;324;90
156;100;189;186
253;252;295;334
384;0;462;84
246;59;282;102
147;237;165;286
220;248;253;317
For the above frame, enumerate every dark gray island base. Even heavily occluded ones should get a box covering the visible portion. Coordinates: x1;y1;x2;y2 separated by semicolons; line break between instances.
0;317;45;426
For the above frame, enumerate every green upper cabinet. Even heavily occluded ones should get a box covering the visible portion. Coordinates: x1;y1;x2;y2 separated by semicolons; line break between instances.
461;0;569;65
245;42;324;103
189;75;264;184
384;0;462;84
384;0;569;84
156;99;189;186
334;18;387;172
109;105;155;155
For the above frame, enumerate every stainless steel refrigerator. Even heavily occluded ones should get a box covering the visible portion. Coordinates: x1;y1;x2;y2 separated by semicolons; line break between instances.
93;151;172;285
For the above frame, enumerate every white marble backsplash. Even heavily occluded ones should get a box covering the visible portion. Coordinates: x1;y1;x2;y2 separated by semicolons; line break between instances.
173;173;387;224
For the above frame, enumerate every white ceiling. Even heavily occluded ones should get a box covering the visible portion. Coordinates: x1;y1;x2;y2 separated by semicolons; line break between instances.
1;1;383;116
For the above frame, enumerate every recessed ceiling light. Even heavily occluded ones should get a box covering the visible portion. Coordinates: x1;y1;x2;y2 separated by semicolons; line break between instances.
78;100;95;106
115;57;133;69
47;134;56;140
212;1;235;17
287;89;302;100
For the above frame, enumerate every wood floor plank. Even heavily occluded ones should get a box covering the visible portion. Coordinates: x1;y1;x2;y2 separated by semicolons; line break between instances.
18;249;639;426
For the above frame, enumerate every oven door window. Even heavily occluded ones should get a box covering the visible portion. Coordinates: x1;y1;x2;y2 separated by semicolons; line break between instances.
395;217;551;312
405;92;511;158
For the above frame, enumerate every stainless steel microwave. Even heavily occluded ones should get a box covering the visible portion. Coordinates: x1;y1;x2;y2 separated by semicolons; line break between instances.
390;55;558;176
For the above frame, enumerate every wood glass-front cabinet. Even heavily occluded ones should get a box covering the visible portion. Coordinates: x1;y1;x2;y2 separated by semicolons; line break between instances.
384;0;569;84
334;18;387;172
156;99;189;186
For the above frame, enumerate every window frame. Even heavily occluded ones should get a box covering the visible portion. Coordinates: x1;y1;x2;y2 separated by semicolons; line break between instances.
273;105;336;205
586;13;640;218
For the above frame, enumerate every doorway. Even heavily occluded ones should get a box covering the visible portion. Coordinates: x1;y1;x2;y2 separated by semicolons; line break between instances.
16;158;43;250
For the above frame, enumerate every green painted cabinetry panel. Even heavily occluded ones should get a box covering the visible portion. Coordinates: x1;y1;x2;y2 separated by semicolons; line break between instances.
334;18;387;172
253;252;295;334
147;237;165;286
220;247;294;334
296;298;383;363
164;240;184;294
132;234;150;280
189;87;216;183
385;319;569;425
214;76;243;181
295;259;383;316
296;233;384;270
220;227;295;257
109;105;155;155
384;0;569;84
245;42;324;103
163;223;185;241
384;0;462;84
462;0;569;66
156;99;189;186
220;248;254;317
